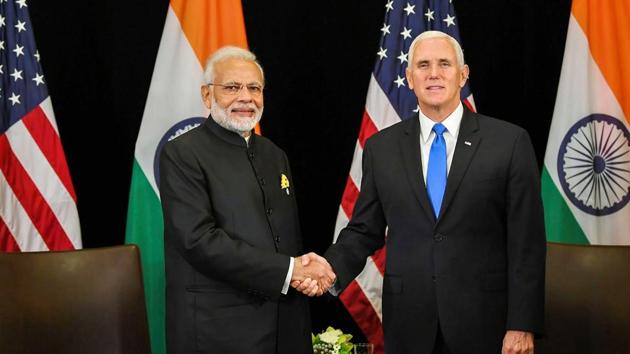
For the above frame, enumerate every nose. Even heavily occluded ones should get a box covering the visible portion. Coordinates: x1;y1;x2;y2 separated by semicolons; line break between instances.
429;64;439;78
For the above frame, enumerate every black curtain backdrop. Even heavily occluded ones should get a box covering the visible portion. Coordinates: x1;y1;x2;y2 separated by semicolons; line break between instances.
28;0;572;341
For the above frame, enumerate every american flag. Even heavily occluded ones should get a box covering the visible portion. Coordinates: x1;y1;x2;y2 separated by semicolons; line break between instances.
0;0;80;252
333;0;474;352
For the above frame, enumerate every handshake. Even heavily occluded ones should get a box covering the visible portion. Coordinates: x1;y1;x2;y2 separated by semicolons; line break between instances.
290;253;337;297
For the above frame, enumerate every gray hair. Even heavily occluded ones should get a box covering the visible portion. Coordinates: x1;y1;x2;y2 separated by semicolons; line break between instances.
203;46;265;84
407;31;465;68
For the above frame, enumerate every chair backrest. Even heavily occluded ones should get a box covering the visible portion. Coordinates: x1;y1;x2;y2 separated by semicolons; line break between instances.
536;242;630;353
0;245;150;354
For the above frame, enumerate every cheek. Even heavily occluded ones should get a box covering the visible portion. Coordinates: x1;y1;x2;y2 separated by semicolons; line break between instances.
217;96;236;109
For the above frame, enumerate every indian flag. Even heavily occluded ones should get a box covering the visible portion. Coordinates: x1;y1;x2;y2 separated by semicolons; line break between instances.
125;1;249;353
542;0;630;245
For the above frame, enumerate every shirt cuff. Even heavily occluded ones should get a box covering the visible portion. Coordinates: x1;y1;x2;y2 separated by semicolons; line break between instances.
281;257;294;295
328;279;340;296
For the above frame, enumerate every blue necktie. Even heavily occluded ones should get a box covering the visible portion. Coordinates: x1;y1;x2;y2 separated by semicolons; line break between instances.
427;123;447;217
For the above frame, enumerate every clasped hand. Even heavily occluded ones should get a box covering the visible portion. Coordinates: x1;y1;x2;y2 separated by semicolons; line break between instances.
290;252;336;297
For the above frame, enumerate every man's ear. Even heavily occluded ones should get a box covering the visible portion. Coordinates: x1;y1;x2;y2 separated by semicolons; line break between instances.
406;68;414;90
201;85;212;109
460;64;470;87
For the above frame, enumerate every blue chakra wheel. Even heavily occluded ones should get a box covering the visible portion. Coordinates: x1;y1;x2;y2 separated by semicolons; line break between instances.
154;117;206;189
557;114;630;216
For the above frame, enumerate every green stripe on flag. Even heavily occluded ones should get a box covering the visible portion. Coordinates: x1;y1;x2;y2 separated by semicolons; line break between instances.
125;160;165;354
541;167;590;245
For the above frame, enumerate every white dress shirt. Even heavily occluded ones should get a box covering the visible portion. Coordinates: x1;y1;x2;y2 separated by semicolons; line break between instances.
419;102;464;185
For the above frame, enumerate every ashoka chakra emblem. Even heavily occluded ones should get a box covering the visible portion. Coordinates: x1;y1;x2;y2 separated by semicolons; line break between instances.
557;114;630;216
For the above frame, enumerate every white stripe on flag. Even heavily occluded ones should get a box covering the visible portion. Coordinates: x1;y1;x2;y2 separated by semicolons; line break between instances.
349;142;364;194
5;120;81;248
135;6;208;195
365;75;404;131
355;256;384;321
333;206;349;243
0;169;48;251
40;98;59;134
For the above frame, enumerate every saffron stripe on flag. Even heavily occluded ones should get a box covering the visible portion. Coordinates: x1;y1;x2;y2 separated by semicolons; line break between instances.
572;0;630;120
170;0;249;66
0;135;74;251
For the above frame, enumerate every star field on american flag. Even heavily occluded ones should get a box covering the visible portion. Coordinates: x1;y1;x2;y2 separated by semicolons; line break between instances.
374;0;472;120
1;0;48;131
1;0;80;253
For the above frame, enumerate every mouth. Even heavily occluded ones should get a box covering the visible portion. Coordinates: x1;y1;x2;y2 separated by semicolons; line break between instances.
230;106;257;117
425;85;445;91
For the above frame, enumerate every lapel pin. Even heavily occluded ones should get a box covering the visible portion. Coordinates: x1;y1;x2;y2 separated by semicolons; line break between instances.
280;174;290;195
464;141;472;146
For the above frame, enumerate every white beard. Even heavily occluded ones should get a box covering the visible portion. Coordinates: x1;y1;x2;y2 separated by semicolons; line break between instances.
210;96;263;135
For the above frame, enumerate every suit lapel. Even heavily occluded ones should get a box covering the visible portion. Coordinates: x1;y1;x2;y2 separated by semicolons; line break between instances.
437;109;481;221
400;117;435;222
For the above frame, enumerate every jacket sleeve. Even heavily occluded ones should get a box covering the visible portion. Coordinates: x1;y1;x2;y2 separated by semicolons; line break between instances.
159;141;290;298
325;139;387;291
505;129;547;335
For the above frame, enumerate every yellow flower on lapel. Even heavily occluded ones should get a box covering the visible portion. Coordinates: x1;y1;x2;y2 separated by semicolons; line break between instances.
280;174;290;195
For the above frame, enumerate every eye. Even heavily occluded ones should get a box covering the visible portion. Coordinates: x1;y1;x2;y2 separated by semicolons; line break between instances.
247;84;263;94
224;84;241;93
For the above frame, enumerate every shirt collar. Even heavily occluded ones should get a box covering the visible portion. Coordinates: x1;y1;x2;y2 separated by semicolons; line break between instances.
205;114;252;148
419;102;464;144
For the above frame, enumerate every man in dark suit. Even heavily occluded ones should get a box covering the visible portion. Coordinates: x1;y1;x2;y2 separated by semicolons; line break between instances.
299;31;546;354
160;46;333;354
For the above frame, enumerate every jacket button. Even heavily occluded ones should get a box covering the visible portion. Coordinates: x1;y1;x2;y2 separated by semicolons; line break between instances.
274;235;280;243
266;208;273;215
260;177;266;186
248;152;255;160
433;233;444;242
431;275;436;282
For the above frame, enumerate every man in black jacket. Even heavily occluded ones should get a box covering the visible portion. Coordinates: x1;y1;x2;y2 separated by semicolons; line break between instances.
160;46;334;354
296;31;545;354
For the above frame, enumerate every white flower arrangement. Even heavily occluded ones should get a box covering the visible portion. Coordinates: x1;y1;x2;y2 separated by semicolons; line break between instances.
312;327;354;354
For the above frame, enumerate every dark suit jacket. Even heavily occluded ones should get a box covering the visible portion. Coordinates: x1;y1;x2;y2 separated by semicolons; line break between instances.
325;108;546;354
160;117;312;354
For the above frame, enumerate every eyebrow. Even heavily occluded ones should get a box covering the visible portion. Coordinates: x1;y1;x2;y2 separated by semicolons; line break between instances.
415;58;453;65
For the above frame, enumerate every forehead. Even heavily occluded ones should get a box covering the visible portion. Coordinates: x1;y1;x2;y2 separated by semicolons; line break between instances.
214;58;263;83
412;38;457;62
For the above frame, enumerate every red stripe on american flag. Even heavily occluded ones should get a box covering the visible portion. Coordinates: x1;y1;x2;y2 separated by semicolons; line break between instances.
463;97;476;112
0;216;21;252
22;106;77;202
370;245;386;276
358;111;379;148
340;281;385;354
340;177;360;219
0;135;75;251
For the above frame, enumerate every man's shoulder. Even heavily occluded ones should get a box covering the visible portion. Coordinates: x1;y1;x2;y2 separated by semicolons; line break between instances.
365;118;414;146
472;111;526;136
252;134;286;157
